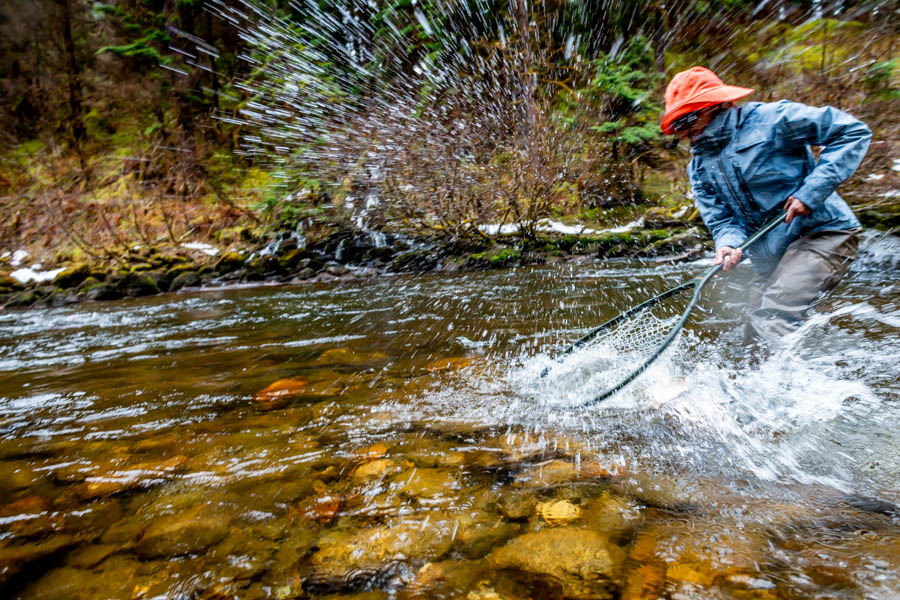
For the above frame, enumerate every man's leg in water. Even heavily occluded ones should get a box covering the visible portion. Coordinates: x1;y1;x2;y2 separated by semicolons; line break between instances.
743;229;860;348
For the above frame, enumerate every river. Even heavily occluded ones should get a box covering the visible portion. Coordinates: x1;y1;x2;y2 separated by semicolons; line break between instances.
1;232;898;599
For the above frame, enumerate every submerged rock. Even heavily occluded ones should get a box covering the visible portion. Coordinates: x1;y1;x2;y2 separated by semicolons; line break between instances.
403;560;489;598
72;455;187;501
628;520;771;594
498;491;537;521
352;458;396;482
0;534;79;586
621;564;666;600
451;511;522;559
579;493;641;540
354;442;390;461
392;467;459;500
316;347;389;366
536;499;582;526
253;378;308;409
19;555;145;600
0;496;57;539
308;517;456;584
424;357;474;372
133;504;231;559
0;461;38;495
489;528;624;599
515;459;578;487
66;543;118;569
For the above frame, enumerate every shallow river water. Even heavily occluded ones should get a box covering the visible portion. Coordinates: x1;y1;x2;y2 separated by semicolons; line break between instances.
1;233;898;600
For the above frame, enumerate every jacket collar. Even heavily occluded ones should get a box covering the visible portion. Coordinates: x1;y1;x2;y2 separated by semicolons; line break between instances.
690;106;738;154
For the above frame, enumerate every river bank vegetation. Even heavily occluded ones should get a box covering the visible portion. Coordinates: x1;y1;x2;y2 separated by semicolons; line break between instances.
0;0;897;308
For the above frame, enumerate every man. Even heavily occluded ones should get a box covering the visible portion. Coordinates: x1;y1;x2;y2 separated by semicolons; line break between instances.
660;66;871;346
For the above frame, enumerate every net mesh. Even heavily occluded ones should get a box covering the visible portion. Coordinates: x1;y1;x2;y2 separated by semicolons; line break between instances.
529;293;687;405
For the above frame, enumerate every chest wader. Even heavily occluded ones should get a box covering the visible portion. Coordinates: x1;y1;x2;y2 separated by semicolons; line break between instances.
743;228;861;347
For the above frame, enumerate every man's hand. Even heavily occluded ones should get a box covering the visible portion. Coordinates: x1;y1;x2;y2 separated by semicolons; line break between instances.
714;246;742;271
784;196;811;223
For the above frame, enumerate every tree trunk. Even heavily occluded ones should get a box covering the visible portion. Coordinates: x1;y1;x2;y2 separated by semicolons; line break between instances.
57;0;86;171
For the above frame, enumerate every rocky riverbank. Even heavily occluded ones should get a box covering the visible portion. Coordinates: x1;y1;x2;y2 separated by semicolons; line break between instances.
0;219;712;310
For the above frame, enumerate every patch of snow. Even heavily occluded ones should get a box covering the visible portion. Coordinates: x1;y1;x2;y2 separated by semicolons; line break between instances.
11;250;29;267
181;242;220;256
603;217;645;233
879;190;900;199
892;159;900;172
11;266;65;285
479;223;521;235
865;173;885;181
479;217;645;238
672;206;689;219
536;220;604;236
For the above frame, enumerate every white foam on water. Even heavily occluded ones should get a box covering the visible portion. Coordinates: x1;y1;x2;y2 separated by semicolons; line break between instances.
406;304;885;492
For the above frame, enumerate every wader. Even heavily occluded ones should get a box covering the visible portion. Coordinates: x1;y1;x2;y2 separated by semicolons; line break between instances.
744;229;861;346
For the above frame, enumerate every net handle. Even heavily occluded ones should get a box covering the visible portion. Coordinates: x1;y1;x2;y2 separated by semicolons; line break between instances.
562;210;787;406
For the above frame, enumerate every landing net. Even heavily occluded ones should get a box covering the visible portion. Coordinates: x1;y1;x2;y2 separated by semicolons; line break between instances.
530;288;691;406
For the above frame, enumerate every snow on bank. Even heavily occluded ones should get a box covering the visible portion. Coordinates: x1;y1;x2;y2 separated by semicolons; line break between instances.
1;249;30;267
479;217;645;237
10;266;66;285
181;242;220;256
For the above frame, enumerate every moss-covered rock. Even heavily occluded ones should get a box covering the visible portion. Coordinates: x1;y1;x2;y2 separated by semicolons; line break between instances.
859;210;900;230
214;251;245;272
471;247;521;267
116;272;159;297
247;254;282;277
75;276;103;292
4;290;40;307
279;248;315;271
170;271;201;291
83;282;123;301
633;227;710;258
0;273;24;291
88;267;109;281
107;270;128;285
35;285;57;299
389;250;441;273
165;263;196;279
143;270;170;292
52;264;91;289
128;262;155;272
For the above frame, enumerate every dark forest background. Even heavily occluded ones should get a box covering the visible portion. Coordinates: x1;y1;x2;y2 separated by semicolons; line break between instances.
0;0;896;266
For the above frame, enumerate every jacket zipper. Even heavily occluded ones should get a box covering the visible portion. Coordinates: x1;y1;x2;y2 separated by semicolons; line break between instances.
731;164;771;227
717;156;761;230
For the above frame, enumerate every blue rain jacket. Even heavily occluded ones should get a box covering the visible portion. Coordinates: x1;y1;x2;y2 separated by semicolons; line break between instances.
687;100;870;276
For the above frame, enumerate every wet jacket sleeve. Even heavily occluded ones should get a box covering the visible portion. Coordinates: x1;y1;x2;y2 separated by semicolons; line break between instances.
688;160;746;250
775;101;871;210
